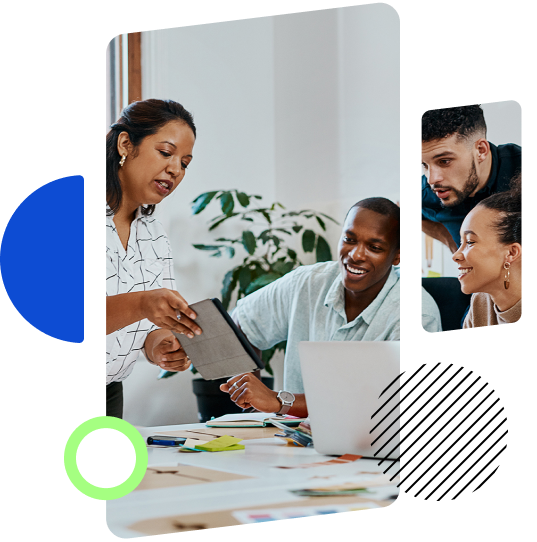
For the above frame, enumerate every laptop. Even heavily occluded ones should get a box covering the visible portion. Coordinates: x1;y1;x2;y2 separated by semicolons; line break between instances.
299;341;400;460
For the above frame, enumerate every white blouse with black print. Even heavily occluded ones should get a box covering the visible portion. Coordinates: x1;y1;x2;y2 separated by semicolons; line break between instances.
106;208;176;384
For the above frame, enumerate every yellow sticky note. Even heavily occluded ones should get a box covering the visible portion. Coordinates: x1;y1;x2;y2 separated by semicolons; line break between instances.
184;438;210;448
195;435;243;451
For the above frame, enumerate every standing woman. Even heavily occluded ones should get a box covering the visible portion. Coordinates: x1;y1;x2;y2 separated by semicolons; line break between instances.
106;99;202;418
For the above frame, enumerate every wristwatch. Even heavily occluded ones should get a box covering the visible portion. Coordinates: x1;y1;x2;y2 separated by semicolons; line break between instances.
276;390;296;415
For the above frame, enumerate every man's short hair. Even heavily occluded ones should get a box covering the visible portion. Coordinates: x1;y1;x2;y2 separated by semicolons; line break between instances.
422;105;487;143
345;198;421;250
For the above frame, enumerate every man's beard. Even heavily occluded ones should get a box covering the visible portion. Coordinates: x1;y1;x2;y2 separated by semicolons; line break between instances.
440;160;480;208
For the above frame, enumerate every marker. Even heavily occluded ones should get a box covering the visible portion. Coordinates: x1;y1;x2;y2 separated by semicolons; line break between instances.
147;436;186;446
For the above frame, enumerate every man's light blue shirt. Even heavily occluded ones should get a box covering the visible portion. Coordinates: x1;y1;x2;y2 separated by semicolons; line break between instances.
236;261;405;393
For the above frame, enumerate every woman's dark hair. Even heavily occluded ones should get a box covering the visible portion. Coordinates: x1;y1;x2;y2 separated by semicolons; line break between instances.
106;99;196;216
477;173;521;245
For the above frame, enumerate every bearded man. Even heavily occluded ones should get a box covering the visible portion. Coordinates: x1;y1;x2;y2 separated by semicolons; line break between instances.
421;105;521;253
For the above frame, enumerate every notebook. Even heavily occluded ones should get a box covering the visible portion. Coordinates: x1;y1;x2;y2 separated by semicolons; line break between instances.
206;412;305;427
173;298;264;380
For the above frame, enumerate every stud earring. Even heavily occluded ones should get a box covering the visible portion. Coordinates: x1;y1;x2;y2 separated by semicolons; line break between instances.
119;155;126;167
503;262;511;290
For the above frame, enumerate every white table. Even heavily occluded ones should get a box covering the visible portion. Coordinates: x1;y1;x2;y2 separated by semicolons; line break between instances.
107;423;399;537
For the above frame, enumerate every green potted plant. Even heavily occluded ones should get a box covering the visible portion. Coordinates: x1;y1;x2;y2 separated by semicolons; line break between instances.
160;189;339;421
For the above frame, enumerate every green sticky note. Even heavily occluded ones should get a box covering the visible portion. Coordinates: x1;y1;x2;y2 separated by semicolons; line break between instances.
195;435;244;451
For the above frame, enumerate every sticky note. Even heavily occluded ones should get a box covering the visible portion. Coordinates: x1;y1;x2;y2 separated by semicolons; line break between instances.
195;435;244;452
184;438;211;448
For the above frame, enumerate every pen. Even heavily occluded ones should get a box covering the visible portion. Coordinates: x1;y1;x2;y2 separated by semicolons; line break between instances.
147;437;185;446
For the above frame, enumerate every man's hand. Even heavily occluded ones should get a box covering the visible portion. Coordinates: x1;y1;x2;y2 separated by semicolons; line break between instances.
220;373;281;413
145;329;191;372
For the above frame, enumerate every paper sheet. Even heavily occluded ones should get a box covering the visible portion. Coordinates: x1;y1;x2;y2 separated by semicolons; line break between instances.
276;454;362;469
156;426;278;441
134;464;252;491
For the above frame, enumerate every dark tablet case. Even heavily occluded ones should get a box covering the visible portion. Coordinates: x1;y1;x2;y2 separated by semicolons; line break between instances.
172;298;264;380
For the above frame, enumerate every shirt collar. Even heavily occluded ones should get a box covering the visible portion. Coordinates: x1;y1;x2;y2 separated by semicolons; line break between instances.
105;205;144;222
324;266;399;326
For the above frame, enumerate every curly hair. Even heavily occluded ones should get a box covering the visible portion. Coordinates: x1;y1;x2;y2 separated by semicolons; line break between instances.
477;173;521;245
422;105;486;143
106;99;196;217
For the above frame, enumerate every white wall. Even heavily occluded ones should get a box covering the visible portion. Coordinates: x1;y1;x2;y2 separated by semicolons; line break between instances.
121;4;537;425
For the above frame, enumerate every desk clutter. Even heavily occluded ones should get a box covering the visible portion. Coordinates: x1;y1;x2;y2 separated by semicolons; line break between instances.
272;418;314;447
148;434;245;452
109;423;399;537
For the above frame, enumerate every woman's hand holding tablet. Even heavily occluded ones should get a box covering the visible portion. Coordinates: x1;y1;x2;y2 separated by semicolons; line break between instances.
140;288;201;337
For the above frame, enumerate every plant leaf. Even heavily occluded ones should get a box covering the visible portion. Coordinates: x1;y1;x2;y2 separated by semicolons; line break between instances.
302;229;316;252
220;192;235;215
319;212;340;224
253;194;263;199
192;244;223;251
242;230;257;255
221;267;239;310
287;248;297;260
157;369;177;379
208;214;238;231
245;272;281;295
260;348;275;375
259;229;271;244
238;266;252;292
191;191;218;215
236;191;250;207
292;225;302;233
272;260;295;275
225;247;235;258
315;215;326;231
315;235;332;262
241;217;254;222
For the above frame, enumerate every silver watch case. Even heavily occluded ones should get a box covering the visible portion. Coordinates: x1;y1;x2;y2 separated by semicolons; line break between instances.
276;390;296;415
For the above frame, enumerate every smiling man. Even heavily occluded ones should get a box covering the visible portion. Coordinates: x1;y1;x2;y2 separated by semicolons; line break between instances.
220;197;441;417
422;105;521;252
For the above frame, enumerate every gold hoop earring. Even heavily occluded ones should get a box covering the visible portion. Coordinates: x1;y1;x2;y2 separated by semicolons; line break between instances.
503;262;511;290
119;155;126;167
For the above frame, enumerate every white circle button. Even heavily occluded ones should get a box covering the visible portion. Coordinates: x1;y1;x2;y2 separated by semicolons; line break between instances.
76;428;136;488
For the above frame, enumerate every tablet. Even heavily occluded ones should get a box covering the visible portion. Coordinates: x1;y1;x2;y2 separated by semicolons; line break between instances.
172;298;264;380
